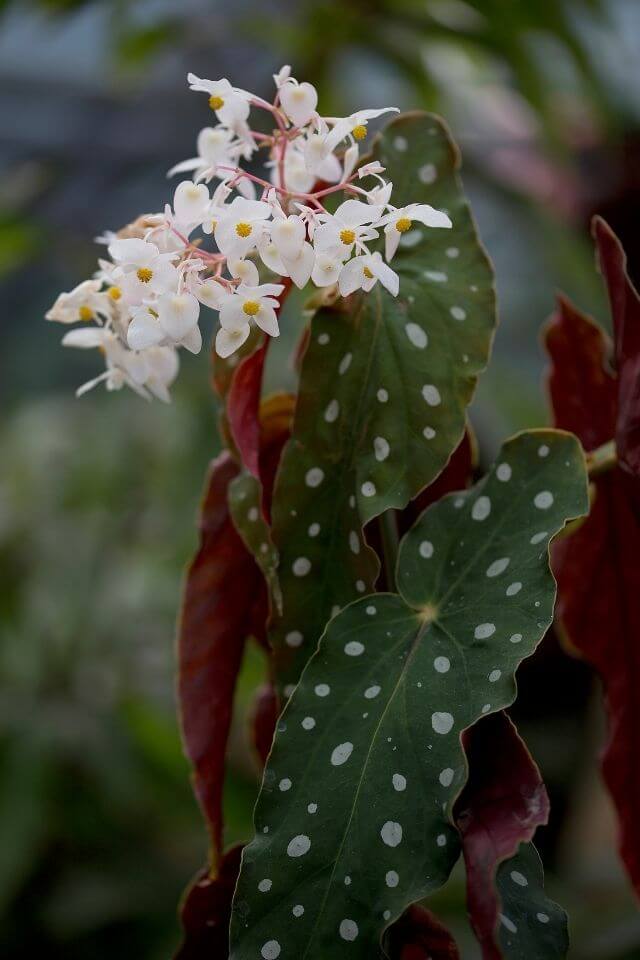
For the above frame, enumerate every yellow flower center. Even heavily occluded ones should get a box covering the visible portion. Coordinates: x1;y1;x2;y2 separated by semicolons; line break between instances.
78;305;94;321
395;217;412;233
209;95;225;110
137;267;153;283
340;228;356;245
107;286;122;300
352;123;367;141
235;221;253;238
242;300;261;316
363;266;374;279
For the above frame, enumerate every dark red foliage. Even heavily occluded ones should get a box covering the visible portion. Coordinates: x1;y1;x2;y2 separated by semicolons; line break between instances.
386;905;460;960
546;217;640;896
250;683;278;768
226;280;293;479
455;713;549;960
178;452;267;865
227;338;269;479
174;846;243;960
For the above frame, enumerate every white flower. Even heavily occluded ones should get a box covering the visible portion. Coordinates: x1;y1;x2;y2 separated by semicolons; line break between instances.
228;258;260;285
314;199;383;259
273;64;292;88
279;78;318;128
282;241;315;288
171;180;211;230
62;326;116;350
108;238;178;303
364;180;394;207
187;74;251;132
311;251;343;287
169;126;256;200
46;279;110;324
143;346;180;402
215;324;250;359
214;197;272;259
219;282;285;339
325;108;399;152
168;126;237;179
257;235;288;276
301;130;343;181
127;292;201;353
338;251;399;297
380;203;452;260
270;213;306;261
62;327;147;399
193;276;228;310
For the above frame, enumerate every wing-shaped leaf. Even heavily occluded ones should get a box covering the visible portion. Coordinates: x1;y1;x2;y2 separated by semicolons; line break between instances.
178;452;267;864
546;218;640;895
455;712;565;959
496;844;568;960
270;112;497;691
230;430;587;959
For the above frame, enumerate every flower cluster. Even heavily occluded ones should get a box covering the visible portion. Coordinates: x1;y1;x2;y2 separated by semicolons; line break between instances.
46;65;452;400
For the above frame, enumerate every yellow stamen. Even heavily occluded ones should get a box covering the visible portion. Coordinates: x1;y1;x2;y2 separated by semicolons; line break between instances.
395;217;412;233
79;305;94;321
242;300;261;316
209;95;225;110
235;221;252;238
363;266;374;279
137;267;153;283
352;123;367;141
340;228;356;245
107;286;122;301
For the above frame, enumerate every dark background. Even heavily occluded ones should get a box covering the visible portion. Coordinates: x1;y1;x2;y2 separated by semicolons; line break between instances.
2;1;640;956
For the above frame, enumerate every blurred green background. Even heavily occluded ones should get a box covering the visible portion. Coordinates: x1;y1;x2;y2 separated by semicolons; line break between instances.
2;0;640;956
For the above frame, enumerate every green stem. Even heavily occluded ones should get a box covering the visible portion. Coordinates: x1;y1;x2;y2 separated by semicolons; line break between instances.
379;509;399;592
586;439;617;479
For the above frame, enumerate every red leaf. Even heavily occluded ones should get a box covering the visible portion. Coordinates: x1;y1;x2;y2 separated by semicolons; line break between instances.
178;452;267;864
593;217;640;475
455;713;549;960
545;219;640;896
174;845;242;960
226;281;293;479
386;904;460;960
250;683;278;768
227;338;269;479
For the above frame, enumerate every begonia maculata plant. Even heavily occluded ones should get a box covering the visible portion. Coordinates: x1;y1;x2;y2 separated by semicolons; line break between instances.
47;65;640;960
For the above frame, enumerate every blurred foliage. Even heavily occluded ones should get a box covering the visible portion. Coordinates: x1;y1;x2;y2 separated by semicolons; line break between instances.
0;388;269;958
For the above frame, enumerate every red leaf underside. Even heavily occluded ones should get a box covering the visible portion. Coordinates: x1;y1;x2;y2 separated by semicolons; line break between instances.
178;451;267;864
455;713;549;960
546;218;640;896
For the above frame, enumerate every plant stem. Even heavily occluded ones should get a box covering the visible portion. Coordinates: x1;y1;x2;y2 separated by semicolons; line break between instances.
379;509;399;592
586;439;617;478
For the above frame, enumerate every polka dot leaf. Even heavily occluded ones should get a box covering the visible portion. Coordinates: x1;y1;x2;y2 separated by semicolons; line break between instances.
497;844;568;959
269;112;496;691
229;430;587;959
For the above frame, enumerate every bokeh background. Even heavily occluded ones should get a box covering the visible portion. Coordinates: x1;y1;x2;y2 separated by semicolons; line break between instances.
2;1;640;957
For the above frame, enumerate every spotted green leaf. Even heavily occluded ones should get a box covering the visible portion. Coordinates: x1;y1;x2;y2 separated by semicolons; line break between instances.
497;844;569;959
229;472;282;615
269;112;496;691
229;430;587;960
